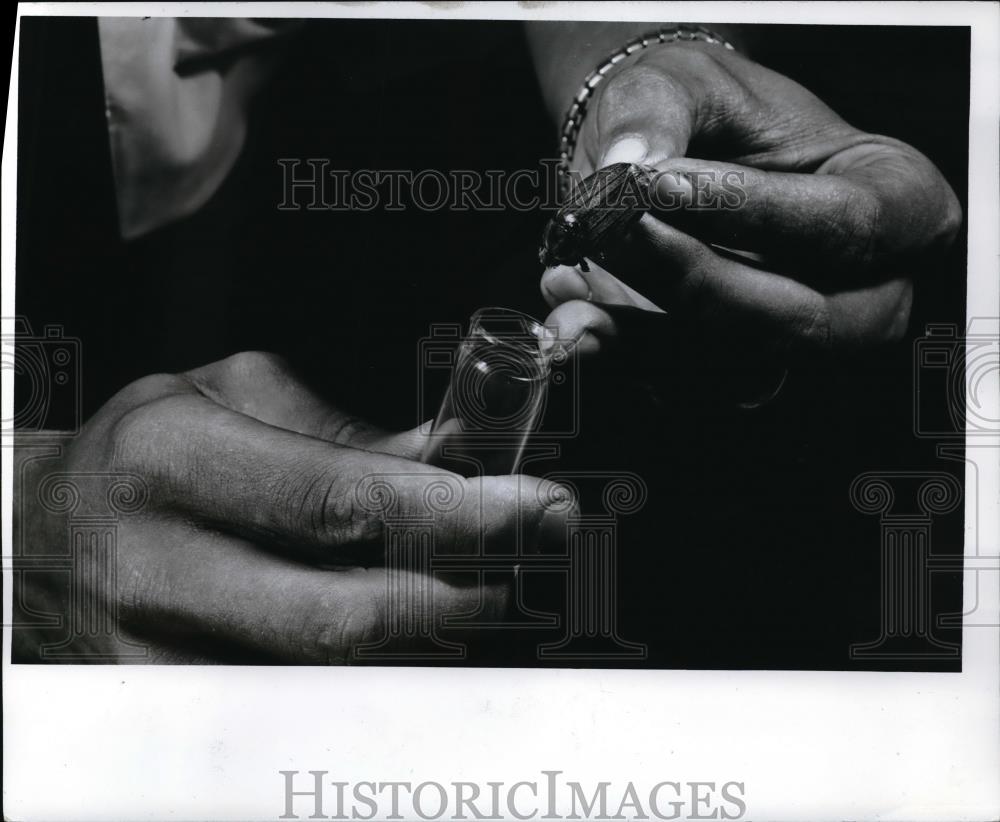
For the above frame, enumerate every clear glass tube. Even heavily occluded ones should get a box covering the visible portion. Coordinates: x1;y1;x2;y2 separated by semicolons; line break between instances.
422;307;553;476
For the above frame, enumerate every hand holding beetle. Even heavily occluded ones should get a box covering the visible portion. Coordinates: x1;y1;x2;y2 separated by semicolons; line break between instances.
538;41;962;364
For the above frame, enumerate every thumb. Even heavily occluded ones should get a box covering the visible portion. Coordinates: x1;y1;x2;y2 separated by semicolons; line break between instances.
592;63;696;168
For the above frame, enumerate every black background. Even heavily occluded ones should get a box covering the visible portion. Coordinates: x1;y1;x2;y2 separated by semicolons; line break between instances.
15;18;969;669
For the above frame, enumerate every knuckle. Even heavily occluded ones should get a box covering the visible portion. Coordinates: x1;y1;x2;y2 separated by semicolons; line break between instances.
827;182;883;269
106;400;161;472
103;373;196;471
934;186;963;248
106;392;199;473
308;593;382;664
605;61;665;93
598;62;674;112
898;152;963;253
668;252;712;311
290;466;384;549
472;476;518;544
666;45;723;77
634;43;722;79
108;372;190;414
647;45;741;112
794;298;833;352
220;350;290;381
320;414;369;446
433;501;478;556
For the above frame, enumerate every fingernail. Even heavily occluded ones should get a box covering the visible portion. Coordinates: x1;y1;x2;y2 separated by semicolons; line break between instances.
543;265;591;303
652;170;695;210
601;134;649;168
539;321;575;363
537;323;558;356
542;328;599;362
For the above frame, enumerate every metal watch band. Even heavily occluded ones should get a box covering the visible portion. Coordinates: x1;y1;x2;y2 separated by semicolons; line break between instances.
556;24;736;201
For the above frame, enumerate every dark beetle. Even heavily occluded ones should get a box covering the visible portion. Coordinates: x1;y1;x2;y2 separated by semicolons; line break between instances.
539;162;657;271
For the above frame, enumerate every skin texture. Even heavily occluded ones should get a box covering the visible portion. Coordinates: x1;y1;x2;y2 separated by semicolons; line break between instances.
15;26;962;663
13;353;574;663
526;32;962;364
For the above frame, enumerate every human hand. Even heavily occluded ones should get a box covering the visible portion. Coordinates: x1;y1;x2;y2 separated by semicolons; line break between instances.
541;40;962;371
13;352;573;663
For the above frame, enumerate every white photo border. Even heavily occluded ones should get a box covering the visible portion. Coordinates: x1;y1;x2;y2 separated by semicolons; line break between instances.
3;3;998;820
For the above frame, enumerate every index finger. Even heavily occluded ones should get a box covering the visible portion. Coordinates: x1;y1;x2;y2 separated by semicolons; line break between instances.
110;389;576;559
645;151;962;281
